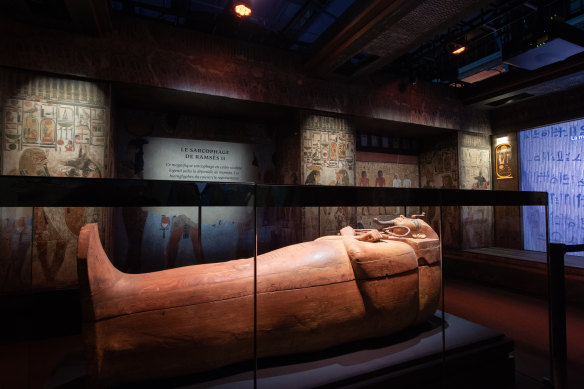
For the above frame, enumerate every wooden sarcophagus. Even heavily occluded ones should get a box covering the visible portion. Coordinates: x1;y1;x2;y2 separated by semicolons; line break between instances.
77;215;441;387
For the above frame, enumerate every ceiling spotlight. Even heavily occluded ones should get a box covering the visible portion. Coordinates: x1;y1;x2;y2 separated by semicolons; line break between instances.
452;45;466;55
234;2;252;17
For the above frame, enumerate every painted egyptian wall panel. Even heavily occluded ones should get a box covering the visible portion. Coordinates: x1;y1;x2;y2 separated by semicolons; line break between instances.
113;207;204;273
301;116;355;187
0;69;110;291
32;207;102;289
419;147;458;189
459;132;492;190
270;123;303;250
300;113;356;239
418;134;459;248
355;157;419;229
0;207;33;293
1;71;107;178
459;132;494;249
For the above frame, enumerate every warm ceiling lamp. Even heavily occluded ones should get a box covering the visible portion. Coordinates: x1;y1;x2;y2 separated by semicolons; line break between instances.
452;45;466;55
234;2;252;17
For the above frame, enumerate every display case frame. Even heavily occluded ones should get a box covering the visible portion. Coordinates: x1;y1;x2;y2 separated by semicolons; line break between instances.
0;176;552;388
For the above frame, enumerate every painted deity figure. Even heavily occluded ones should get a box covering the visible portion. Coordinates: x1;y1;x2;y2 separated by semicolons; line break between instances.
392;173;402;188
305;169;320;185
375;170;386;187
359;171;370;187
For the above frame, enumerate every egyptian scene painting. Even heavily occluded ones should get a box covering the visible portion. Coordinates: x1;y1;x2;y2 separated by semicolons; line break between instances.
355;160;420;229
459;132;494;249
419;145;460;248
0;207;33;293
300;115;357;238
0;70;108;290
459;132;492;190
113;203;305;273
113;204;291;273
113;207;201;273
419;147;458;190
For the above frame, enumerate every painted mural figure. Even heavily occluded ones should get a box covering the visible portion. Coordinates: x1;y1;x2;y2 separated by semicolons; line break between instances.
0;212;32;292
403;174;412;188
375;170;386;187
165;215;202;268
334;206;348;230
34;207;85;284
441;174;455;189
335;169;350;186
358;171;370;216
305;169;320;185
472;170;488;190
18;148;49;176
392;173;402;188
359;170;370;187
122;207;148;273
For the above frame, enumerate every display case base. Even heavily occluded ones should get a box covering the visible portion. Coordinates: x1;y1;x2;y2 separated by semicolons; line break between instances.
46;312;514;389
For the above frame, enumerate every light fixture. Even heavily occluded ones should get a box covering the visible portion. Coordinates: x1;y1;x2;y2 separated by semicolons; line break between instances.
452;45;466;55
234;2;252;17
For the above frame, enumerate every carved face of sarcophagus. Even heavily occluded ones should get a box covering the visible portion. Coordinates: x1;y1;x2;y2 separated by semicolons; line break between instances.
77;215;441;387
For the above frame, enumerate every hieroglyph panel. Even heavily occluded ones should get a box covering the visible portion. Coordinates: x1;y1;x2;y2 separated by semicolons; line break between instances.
521;120;584;254
3;98;106;177
300;114;356;238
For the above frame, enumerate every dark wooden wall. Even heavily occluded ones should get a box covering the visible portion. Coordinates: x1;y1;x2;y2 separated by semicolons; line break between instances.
0;14;490;134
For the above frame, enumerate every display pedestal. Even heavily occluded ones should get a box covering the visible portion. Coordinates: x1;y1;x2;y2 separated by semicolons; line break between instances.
46;313;514;389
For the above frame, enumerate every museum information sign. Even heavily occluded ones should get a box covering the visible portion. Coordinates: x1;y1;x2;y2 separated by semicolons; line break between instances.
143;138;255;182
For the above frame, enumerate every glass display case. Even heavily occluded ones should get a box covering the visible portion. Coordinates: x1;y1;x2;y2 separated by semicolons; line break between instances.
0;176;552;388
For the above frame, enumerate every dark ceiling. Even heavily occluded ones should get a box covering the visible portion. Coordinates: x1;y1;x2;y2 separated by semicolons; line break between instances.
4;0;584;112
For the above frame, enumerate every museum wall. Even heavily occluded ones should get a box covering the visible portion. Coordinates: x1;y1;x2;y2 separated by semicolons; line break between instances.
0;68;111;292
0;12;500;263
416;131;495;250
0;14;492;135
490;86;584;135
0;10;513;290
492;133;521;249
418;133;460;248
459;132;494;249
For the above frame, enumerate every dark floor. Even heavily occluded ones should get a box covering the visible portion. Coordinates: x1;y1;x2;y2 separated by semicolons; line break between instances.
444;278;584;389
1;278;583;388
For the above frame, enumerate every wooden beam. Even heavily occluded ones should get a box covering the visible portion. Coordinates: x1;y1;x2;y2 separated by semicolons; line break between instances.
305;0;416;77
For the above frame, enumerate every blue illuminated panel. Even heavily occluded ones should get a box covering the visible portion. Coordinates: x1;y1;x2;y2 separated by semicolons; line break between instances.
520;120;584;254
